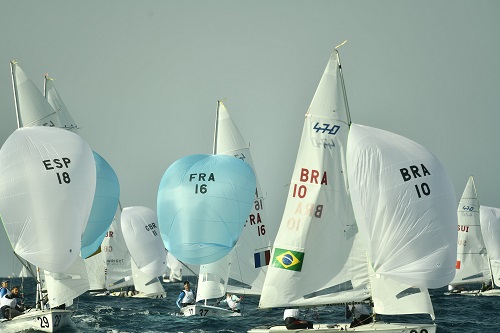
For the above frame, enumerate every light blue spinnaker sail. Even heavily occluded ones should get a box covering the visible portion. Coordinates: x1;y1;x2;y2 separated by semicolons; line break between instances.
157;154;256;265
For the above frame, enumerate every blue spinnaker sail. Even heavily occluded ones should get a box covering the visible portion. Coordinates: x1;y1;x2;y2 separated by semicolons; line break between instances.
157;154;256;265
80;150;120;259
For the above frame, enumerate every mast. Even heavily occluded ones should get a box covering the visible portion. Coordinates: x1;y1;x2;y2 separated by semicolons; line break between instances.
10;61;22;129
213;100;221;155
335;41;352;126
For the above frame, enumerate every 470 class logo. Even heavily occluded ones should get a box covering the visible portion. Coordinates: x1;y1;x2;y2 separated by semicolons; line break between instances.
313;122;340;135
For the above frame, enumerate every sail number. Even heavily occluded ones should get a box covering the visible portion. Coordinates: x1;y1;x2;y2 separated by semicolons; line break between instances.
400;164;431;198
37;314;60;328
43;158;72;185
190;173;215;194
313;122;340;135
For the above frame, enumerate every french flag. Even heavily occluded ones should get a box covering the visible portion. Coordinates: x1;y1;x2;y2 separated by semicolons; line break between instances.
254;249;271;268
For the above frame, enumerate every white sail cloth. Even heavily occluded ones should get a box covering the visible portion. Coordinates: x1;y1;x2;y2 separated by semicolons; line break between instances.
480;205;500;287
0;126;96;273
346;123;458;289
259;51;369;309
121;206;167;277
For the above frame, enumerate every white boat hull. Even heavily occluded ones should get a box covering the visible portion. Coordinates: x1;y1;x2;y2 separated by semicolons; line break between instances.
180;304;240;317
92;291;167;298
0;308;72;332
248;321;436;333
131;291;166;298
445;288;500;296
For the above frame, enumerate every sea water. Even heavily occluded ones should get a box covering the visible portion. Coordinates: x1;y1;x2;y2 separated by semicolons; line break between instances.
1;278;496;333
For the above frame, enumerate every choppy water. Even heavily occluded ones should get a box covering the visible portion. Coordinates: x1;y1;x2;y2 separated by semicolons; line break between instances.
1;278;497;333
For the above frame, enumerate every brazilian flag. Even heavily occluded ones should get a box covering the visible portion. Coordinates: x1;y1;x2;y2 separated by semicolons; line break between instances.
272;248;304;271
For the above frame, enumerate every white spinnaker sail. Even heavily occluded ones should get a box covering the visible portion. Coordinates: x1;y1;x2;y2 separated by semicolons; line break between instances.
44;256;90;308
102;207;134;290
44;75;79;132
480;205;500;287
0;126;96;273
208;101;272;296
346;124;457;318
346;124;457;288
121;206;167;277
196;255;231;302
259;51;369;309
450;176;489;286
131;260;165;296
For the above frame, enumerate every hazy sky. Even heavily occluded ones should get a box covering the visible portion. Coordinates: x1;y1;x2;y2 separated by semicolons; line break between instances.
1;1;499;276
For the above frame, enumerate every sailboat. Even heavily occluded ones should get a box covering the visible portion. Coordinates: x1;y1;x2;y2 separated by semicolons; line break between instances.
249;46;457;333
9;61;120;299
120;206;167;298
181;101;272;317
95;206;167;298
479;205;500;295
446;176;490;295
97;206;136;296
0;126;96;332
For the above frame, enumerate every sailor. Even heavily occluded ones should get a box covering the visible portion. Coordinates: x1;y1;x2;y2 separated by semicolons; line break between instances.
0;280;10;298
176;281;196;309
0;286;24;319
217;292;242;312
283;308;313;329
346;302;373;328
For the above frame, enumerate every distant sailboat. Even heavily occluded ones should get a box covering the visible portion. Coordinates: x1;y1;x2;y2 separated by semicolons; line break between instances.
446;176;490;295
121;206;167;298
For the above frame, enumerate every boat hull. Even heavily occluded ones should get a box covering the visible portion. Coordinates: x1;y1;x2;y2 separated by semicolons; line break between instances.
92;291;167;298
181;304;240;317
248;321;436;333
0;309;73;332
445;288;500;296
